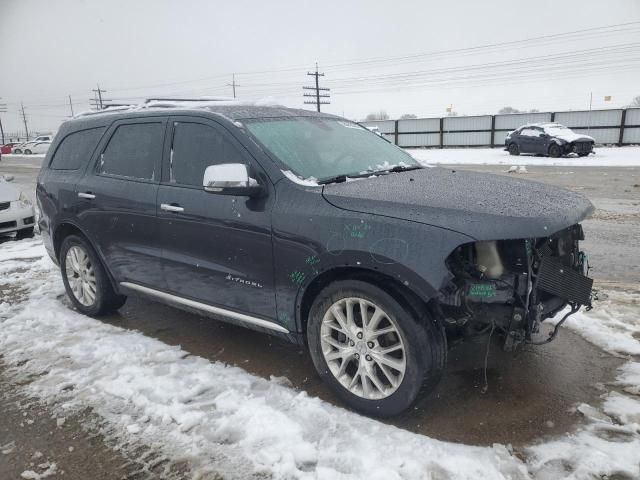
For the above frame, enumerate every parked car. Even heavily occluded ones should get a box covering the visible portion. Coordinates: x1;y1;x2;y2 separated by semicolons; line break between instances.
37;104;594;416
505;123;595;157
1;142;22;154
13;135;54;154
0;175;36;238
23;141;51;155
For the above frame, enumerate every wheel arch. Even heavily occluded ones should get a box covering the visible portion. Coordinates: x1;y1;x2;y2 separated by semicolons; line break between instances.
296;266;438;336
53;221;120;293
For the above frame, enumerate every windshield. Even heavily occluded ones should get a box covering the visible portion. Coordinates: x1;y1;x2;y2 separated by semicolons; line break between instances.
543;124;572;135
244;117;418;181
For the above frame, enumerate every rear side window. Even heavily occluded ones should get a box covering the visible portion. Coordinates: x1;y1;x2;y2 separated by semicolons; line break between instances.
50;128;105;170
170;122;246;187
99;123;164;180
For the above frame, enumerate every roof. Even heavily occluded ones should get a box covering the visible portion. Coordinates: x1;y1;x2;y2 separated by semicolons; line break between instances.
65;100;337;130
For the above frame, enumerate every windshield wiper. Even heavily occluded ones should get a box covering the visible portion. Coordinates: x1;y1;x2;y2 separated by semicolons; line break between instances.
317;171;378;185
379;165;423;174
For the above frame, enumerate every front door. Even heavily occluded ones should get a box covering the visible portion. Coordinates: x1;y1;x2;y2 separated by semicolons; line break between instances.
76;118;167;288
157;117;277;320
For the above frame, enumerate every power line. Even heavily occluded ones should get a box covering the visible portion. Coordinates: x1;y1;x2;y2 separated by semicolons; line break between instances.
226;74;241;99
90;84;107;110
303;63;330;112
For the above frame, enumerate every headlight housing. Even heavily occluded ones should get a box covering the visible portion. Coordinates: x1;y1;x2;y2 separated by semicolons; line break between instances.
18;191;32;208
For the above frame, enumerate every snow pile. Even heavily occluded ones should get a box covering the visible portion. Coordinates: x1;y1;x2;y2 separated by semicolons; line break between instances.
1;238;640;479
527;289;640;479
0;239;526;479
407;146;640;167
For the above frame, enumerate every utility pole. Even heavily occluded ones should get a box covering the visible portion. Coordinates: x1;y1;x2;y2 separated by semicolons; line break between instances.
91;84;107;109
227;74;240;99
303;63;330;112
0;98;6;144
68;95;75;116
21;102;29;141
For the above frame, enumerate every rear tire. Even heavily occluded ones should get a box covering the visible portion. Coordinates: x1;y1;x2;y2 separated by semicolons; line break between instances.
548;143;562;158
60;235;126;316
307;280;446;417
508;143;520;156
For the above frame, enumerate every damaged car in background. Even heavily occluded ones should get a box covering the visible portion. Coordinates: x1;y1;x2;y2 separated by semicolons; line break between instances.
505;122;595;157
37;103;594;417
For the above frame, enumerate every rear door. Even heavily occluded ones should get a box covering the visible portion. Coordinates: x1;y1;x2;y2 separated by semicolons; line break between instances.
518;127;543;154
157;116;277;319
76;117;167;288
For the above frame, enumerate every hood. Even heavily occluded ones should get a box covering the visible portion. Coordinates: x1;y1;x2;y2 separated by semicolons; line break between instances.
0;180;21;202
322;168;594;241
553;132;595;143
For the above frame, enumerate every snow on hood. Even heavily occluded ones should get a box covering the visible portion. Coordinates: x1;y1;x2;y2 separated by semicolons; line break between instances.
544;126;594;143
0;179;20;202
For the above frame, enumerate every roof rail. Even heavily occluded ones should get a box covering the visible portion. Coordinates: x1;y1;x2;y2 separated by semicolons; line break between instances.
143;96;234;103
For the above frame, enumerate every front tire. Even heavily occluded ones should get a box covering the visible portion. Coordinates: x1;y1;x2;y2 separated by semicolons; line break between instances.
548;143;562;158
60;235;126;316
24;149;32;155
307;280;446;417
508;143;520;156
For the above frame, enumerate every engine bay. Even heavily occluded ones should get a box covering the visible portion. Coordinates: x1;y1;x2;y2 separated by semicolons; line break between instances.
440;224;593;350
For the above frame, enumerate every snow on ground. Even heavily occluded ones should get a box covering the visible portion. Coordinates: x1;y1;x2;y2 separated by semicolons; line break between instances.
1;238;640;479
407;146;640;167
0;154;46;169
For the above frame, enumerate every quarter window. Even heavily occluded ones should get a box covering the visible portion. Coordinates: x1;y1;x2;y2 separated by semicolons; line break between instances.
50;128;105;170
99;123;164;180
170;122;245;187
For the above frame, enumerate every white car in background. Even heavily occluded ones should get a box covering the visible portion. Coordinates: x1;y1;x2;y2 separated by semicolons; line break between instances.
0;175;35;238
12;135;55;154
23;141;51;155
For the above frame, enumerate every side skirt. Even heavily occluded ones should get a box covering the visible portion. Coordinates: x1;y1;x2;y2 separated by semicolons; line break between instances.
119;281;289;334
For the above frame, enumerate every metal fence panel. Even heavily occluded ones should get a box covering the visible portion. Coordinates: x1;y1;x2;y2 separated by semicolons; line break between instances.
622;127;640;144
555;110;622;128
444;131;491;146
494;112;552;130
398;118;440;133
398;133;440;147
443;115;492;131
625;108;640;125
360;120;395;134
493;131;511;145
571;128;619;144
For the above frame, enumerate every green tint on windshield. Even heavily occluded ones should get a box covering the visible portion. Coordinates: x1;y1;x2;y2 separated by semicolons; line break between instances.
244;117;418;181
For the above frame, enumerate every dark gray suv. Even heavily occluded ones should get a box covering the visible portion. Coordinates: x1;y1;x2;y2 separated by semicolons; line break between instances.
37;102;594;416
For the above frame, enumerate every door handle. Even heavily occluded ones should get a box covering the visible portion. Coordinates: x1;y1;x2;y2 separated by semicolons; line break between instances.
78;192;96;199
160;203;184;213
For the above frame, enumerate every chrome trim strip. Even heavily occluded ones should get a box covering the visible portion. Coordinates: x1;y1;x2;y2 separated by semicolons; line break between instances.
120;281;289;334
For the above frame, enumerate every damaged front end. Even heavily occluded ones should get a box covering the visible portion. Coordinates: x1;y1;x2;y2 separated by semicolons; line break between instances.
439;224;593;350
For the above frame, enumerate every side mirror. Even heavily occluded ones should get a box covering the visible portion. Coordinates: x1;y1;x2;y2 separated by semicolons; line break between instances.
203;163;263;197
539;133;549;138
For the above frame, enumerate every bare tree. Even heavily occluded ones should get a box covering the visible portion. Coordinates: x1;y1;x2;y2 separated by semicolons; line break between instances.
627;96;640;108
498;106;521;114
365;111;390;121
399;113;417;119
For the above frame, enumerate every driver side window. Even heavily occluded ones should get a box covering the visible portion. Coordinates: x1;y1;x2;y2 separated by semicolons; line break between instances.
170;122;246;187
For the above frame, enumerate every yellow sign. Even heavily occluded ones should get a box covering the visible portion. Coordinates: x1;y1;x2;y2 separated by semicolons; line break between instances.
604;95;612;101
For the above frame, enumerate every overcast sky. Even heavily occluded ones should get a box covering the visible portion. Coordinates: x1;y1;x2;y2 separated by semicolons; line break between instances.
1;0;639;135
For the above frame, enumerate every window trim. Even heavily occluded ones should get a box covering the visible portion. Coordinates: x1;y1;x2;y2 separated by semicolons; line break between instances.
160;116;253;190
93;118;167;184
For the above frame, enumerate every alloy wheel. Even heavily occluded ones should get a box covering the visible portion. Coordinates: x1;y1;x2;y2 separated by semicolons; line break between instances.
65;245;97;307
320;297;407;400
